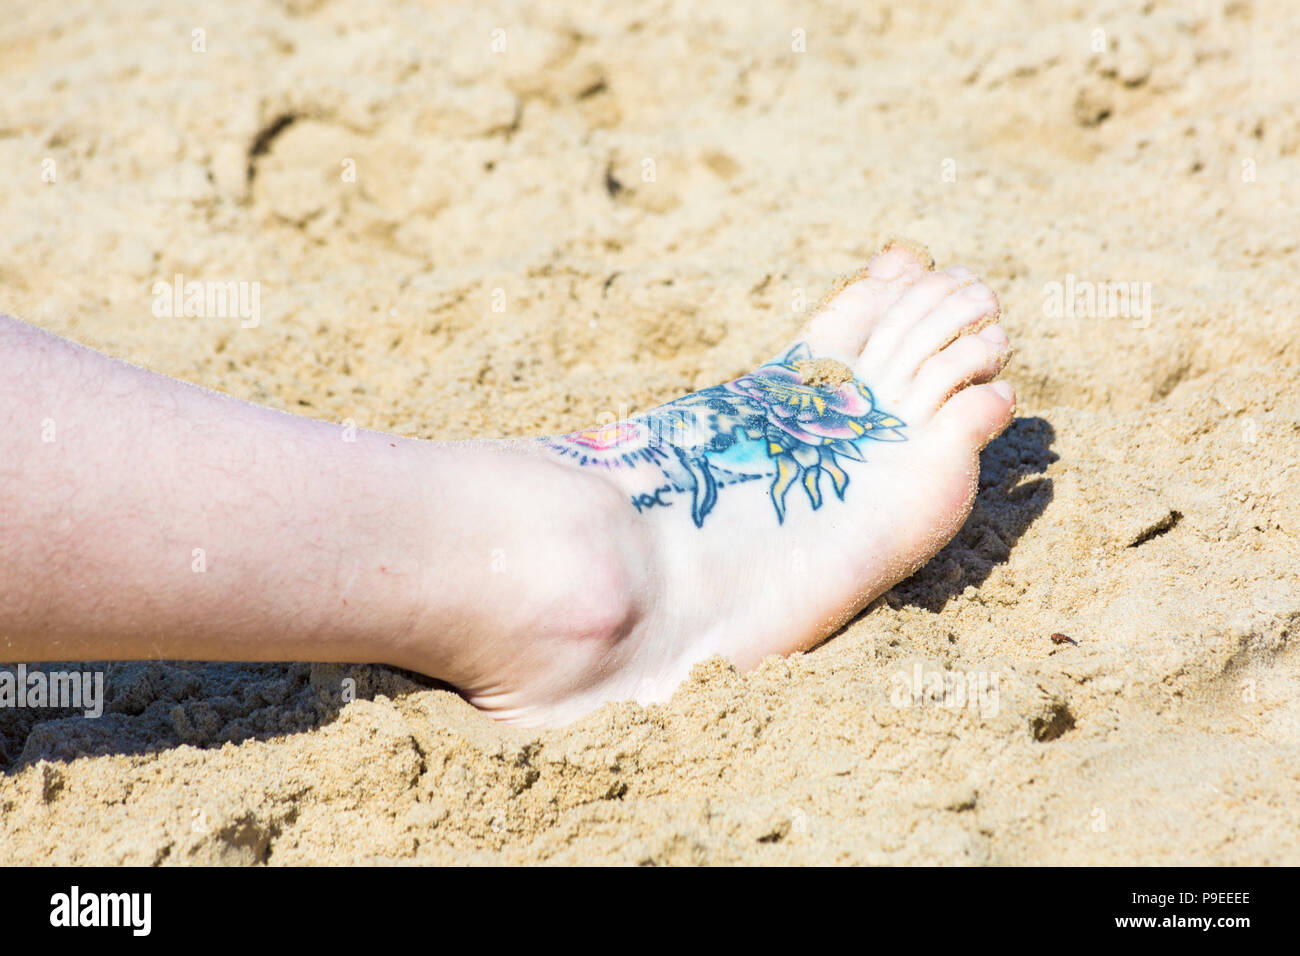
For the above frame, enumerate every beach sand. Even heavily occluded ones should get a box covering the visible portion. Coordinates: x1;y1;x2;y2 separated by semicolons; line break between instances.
1;0;1297;864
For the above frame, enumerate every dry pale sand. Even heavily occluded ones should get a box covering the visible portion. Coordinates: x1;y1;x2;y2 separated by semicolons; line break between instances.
1;0;1297;864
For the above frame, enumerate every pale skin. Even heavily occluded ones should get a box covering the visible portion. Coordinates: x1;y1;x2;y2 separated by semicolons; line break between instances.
0;242;1015;727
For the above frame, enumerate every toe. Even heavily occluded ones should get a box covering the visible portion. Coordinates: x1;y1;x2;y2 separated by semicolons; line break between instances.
888;280;1000;381
856;267;972;378
931;380;1016;451
893;325;1011;425
800;243;930;362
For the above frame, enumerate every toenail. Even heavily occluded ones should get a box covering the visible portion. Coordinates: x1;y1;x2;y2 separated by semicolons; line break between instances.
979;324;1009;345
964;282;995;300
870;253;906;281
992;380;1016;401
947;266;973;279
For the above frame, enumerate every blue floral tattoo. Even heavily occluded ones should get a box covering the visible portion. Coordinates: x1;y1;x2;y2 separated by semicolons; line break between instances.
547;344;907;527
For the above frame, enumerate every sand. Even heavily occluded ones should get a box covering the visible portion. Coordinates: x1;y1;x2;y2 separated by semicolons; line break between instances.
1;0;1297;864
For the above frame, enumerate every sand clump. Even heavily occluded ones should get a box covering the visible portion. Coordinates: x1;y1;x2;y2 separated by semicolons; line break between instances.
0;0;1298;864
792;357;855;388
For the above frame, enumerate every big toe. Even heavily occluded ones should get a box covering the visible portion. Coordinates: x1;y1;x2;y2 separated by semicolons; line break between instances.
800;239;932;363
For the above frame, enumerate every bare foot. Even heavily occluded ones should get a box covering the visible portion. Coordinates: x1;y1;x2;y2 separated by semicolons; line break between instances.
389;242;1014;726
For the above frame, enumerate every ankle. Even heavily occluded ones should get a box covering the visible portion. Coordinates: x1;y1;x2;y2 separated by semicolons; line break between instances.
383;442;651;699
501;461;651;666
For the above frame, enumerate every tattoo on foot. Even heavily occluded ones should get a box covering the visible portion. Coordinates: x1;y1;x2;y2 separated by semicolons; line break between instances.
547;344;907;527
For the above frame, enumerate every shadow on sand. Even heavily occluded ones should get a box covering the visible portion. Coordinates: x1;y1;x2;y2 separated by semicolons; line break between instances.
888;414;1057;613
0;660;449;774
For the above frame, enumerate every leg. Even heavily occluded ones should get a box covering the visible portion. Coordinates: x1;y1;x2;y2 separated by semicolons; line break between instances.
0;314;641;691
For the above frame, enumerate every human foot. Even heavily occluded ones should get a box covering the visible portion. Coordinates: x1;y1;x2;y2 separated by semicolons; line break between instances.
397;242;1015;727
